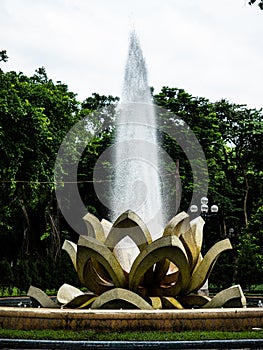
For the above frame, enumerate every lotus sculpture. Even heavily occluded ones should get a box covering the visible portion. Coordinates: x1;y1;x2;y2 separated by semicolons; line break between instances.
28;210;246;309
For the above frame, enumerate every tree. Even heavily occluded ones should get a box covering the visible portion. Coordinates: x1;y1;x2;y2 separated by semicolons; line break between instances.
77;93;119;221
0;66;118;269
236;199;263;289
249;0;263;10
0;67;80;261
0;66;120;290
154;87;263;289
154;87;222;213
0;50;8;62
214;100;263;230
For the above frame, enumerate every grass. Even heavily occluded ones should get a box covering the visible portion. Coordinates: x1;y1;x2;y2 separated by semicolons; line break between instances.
0;287;27;297
0;329;263;341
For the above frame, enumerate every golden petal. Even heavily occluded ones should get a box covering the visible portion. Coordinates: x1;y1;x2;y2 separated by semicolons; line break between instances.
100;218;112;237
77;236;126;292
148;296;162;309
77;236;114;288
192;253;203;275
57;284;97;308
79;258;115;295
178;294;211;308
156;212;190;283
186;238;232;294
82;212;106;242
161;296;184;309
177;217;199;271
201;285;246;308
129;235;190;296
91;288;153;309
105;210;152;273
77;296;98;309
190;216;205;259
62;240;77;271
162;212;201;272
27;286;59;308
57;283;84;305
163;211;189;237
105;210;152;251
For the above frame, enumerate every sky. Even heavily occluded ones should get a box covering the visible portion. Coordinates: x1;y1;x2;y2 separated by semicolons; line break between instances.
0;0;262;109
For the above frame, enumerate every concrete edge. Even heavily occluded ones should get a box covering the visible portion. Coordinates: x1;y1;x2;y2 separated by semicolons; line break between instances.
1;307;263;331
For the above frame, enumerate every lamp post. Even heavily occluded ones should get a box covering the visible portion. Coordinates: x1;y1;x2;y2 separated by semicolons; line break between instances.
190;197;219;252
190;197;219;217
190;197;219;296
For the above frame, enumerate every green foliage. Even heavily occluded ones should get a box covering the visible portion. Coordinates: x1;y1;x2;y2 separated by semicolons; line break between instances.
0;286;24;297
154;88;263;289
0;50;8;62
209;254;235;290
0;259;13;293
237;232;263;290
1;329;263;341
0;66;117;291
0;252;80;295
0;67;81;262
154;88;219;213
249;0;263;10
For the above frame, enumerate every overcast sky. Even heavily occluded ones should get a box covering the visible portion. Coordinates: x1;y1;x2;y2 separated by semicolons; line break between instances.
1;0;262;109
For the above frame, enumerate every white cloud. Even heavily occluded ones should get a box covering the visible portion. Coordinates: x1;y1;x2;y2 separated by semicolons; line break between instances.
0;0;262;109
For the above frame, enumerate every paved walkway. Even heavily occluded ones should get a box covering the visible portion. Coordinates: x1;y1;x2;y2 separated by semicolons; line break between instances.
1;339;263;349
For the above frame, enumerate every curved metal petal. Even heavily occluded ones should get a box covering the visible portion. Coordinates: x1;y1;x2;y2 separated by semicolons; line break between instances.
77;235;112;283
186;238;232;294
178;294;211;308
201;285;246;308
80;258;115;294
148;296;162;309
57;283;84;304
161;296;184;309
129;235;190;296
163;211;189;237
190;216;205;264
62;240;77;271
105;210;152;251
27;286;59;308
155;212;190;284
91;288;153;310
180;223;200;272
57;283;97;308
100;218;112;237
82;212;106;242
77;236;127;292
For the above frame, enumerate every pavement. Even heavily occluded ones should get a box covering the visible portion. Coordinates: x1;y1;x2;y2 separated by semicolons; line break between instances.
1;339;263;349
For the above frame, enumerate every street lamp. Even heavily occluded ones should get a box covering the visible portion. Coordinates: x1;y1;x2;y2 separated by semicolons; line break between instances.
190;197;218;217
190;197;219;296
190;197;220;253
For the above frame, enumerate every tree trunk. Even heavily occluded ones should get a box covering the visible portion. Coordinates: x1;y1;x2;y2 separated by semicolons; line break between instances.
243;168;249;227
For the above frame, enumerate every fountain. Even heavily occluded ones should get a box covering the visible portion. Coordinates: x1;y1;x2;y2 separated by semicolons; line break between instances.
27;30;246;310
111;31;166;239
1;30;263;332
